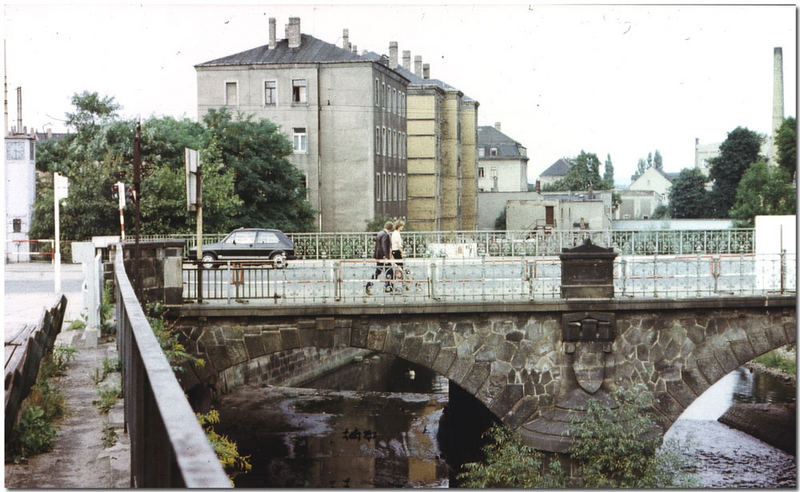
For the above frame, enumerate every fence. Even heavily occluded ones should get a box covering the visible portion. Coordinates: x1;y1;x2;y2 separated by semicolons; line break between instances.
5;239;55;263
114;246;231;488
146;229;755;259
181;252;795;305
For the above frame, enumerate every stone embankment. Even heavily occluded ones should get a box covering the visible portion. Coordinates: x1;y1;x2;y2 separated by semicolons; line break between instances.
4;329;130;488
719;402;796;455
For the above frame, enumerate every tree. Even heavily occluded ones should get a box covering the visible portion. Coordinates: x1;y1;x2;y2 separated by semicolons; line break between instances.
653;150;663;170
65;91;121;135
203;108;316;232
707;126;763;217
545;151;611;191
603;153;614;186
636;158;647;177
775;116;797;178
668;168;710;218
651;205;669;219
729;161;795;227
494;208;507;230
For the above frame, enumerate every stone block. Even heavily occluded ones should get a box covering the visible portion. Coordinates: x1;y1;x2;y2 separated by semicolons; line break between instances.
82;327;99;348
680;365;706;398
316;328;334;349
205;345;229;372
728;339;753;364
279;328;300;350
665;378;696;410
335;319;352;329
366;327;387;352
654;391;684;420
417;342;440;367
350;323;370;348
221;325;244;341
503;396;539;428
747;326;771;356
262;331;282;354
400;336;424;363
315;317;335;330
764;318;788;349
297;320;315;330
298;326;316;347
506;330;524;343
695;356;724;386
474;346;495;362
715;344;738;373
431;348;456;375
334;326;351;347
225;341;248;367
243;335;265;359
384;325;405;354
453;321;474;337
461;362;491;395
448;357;474;385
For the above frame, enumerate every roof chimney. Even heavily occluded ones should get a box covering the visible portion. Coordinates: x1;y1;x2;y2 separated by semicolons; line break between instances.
389;41;398;69
772;47;784;137
402;50;411;70
423;63;430;79
414;55;422;77
287;17;301;48
343;28;350;51
494;121;501;132
16;86;22;134
268;18;277;49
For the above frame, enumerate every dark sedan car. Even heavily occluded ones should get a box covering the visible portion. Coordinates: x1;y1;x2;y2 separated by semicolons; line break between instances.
188;228;296;268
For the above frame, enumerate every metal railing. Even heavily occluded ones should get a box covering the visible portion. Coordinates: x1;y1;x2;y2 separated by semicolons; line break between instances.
181;253;794;305
5;239;55;262
145;228;756;259
114;246;231;488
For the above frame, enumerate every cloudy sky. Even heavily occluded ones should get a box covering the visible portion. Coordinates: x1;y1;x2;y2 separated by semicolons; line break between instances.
3;1;796;185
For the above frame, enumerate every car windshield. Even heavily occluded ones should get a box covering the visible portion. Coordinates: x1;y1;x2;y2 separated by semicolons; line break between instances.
224;231;256;245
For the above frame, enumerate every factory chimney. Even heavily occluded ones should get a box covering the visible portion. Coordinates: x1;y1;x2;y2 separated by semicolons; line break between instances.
772;47;784;136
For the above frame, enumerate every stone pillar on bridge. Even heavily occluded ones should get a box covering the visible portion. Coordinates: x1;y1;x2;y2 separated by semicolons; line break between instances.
521;239;621;453
120;240;184;304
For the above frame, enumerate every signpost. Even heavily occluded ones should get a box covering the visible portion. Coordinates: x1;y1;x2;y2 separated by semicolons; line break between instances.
186;148;203;302
53;172;69;292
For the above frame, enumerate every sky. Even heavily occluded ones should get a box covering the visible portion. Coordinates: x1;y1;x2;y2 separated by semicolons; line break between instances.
2;1;796;186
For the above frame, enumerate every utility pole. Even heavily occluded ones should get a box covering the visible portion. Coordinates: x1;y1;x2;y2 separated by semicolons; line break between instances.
133;122;142;297
116;181;126;241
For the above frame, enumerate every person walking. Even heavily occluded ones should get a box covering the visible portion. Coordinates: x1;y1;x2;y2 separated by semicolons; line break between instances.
391;219;406;291
366;221;394;295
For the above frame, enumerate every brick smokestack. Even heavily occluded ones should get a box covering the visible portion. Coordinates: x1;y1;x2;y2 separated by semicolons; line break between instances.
343;28;350;51
287;17;301;48
414;55;422;77
268;17;276;49
402;50;411;70
423;63;430;79
389;41;398;69
772;47;784;137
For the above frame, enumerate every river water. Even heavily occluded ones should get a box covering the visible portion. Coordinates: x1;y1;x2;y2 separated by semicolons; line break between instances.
212;355;796;488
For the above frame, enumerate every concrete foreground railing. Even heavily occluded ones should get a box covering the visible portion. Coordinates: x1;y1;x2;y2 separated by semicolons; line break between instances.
114;246;231;488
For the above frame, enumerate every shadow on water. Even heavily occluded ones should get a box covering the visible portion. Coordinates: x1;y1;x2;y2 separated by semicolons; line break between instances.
210;354;495;488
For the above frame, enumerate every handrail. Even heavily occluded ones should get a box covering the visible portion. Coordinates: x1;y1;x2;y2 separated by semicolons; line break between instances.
114;245;231;488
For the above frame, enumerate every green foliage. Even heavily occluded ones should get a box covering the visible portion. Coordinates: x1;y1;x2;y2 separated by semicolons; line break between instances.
651;204;670;219
494;209;507;230
40;345;78;378
754;348;796;376
544;151;613;192
203;108;316;232
458;424;566;488
9;406;58;459
568;383;697;488
653;149;663;170
146;302;205;373
603;153;614;186
668;168;710;218
730;160;795;227
775;117;797;177
101;280;114;328
197;409;252;483
102;425;119;448
67;317;87;331
93;385;122;414
707;126;763;217
65;91;121;135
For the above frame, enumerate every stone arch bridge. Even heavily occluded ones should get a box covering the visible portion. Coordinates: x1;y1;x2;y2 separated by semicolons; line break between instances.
170;294;795;451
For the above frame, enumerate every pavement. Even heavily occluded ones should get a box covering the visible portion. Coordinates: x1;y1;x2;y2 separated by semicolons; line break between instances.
4;261;130;488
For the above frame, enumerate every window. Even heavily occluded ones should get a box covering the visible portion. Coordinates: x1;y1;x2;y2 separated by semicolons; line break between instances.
256;231;280;244
479;147;485;158
382;128;386;156
264;81;277;105
375;79;380;105
12;218;21;233
392;89;397;113
478;167;485;178
392;130;396;157
293;128;307;153
490;147;498;156
381;82;385;107
6;141;24;160
225;81;238;106
225;230;255;244
393;173;398;201
292;79;307;103
383;172;387;200
376;173;381;201
375;128;380;154
401;93;405;116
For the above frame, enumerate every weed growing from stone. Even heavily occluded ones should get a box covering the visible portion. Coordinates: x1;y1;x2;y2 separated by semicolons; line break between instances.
197;410;252;484
93;385;122;414
8;406;59;460
41;345;78;377
66;316;87;331
101;425;118;448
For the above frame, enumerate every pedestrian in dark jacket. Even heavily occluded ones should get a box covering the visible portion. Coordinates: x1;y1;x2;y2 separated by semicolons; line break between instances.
366;221;394;295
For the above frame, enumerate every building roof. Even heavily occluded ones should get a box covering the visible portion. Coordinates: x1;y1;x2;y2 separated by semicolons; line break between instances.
196;34;370;67
630;166;680;184
540;158;573;177
477;125;527;160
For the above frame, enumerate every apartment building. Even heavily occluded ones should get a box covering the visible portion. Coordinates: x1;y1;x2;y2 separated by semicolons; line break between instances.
195;18;408;232
477;123;529;192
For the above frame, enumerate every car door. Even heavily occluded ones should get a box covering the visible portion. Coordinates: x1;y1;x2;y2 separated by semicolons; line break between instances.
221;230;256;260
255;230;281;257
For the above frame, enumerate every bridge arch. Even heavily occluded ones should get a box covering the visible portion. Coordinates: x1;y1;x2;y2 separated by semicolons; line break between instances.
171;297;795;451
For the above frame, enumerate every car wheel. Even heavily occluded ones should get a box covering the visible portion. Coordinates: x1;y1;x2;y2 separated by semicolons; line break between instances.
201;253;217;269
270;251;287;268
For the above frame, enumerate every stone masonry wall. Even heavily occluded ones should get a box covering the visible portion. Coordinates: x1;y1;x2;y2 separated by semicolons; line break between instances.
173;302;795;450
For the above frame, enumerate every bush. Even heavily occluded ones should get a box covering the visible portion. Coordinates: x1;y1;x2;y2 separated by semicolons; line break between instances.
10;406;58;458
93;385;122;414
197;410;252;484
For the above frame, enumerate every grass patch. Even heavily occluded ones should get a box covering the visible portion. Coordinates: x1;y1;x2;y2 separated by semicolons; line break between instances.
101;425;118;448
754;347;796;376
66;317;87;331
93;385;122;414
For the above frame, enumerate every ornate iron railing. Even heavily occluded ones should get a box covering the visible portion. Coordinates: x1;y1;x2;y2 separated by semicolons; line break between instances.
114;246;231;488
182;252;793;305
148;228;755;259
